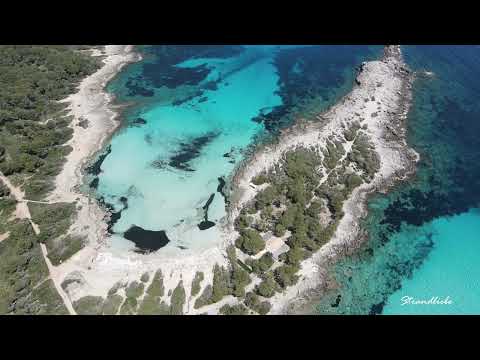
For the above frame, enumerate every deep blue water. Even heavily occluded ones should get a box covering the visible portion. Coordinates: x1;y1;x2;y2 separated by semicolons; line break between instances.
314;46;480;315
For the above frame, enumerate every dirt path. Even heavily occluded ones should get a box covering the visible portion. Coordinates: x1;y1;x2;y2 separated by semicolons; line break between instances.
39;243;76;314
0;171;76;315
0;231;10;242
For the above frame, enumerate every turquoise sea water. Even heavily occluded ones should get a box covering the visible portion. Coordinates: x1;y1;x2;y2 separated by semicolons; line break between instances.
314;46;480;315
91;45;380;253
99;48;282;250
383;208;480;314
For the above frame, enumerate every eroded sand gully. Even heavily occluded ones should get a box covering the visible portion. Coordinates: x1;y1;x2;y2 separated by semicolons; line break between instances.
47;45;418;314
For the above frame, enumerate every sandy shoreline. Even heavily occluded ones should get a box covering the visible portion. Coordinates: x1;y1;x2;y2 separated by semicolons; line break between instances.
49;46;140;202
46;46;141;249
43;45;419;315
36;46;142;309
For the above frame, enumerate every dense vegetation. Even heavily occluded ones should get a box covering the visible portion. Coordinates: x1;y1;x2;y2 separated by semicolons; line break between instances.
0;45;100;199
70;271;188;315
185;136;379;314
0;46;100;314
28;202;85;265
0;214;68;314
188;119;380;314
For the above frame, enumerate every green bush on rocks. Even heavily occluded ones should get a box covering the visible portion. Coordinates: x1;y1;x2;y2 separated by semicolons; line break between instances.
190;271;204;297
73;296;104;315
102;294;123;315
125;281;144;299
245;252;274;275
274;264;300;288
244;292;271;315
146;270;164;297
251;174;268;186
140;272;150;283
194;284;213;309
170;281;186;315
235;228;265;255
255;272;279;298
219;303;249;315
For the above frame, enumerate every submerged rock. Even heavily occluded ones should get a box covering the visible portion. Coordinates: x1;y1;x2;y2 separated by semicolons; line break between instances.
197;193;216;230
167;132;220;172
123;225;170;253
85;145;112;176
198;220;215;230
132;117;147;126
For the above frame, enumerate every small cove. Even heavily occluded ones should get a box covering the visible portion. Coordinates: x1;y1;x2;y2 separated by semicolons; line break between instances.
90;45;381;254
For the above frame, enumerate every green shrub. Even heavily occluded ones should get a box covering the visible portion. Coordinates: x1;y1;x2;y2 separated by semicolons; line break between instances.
255;272;279;298
146;270;164;297
255;185;278;210
244;292;272;315
251;174;268;186
235;228;265;255
283;149;322;182
282;247;306;266
46;235;85;266
245;252;274;275
73;296;104;315
0;182;10;197
140;272;150;283
234;213;253;231
138;295;170;315
219;303;248;315
274;223;286;237
194;284;213;309
119;296;138;315
107;281;124;296
211;264;232;303
226;245;251;298
170;281;186;315
0;220;67;315
286;177;307;205
274;264;300;288
102;294;123;315
306;200;323;218
232;266;251;298
190;271;204;297
125;281;144;299
279;204;298;230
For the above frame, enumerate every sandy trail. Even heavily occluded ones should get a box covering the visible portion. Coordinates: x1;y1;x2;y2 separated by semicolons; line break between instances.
39;243;76;314
0;170;74;313
0;171;40;233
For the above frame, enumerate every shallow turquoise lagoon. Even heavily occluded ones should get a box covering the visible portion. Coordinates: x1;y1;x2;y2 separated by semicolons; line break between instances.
382;208;480;315
93;45;381;253
98;49;282;250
